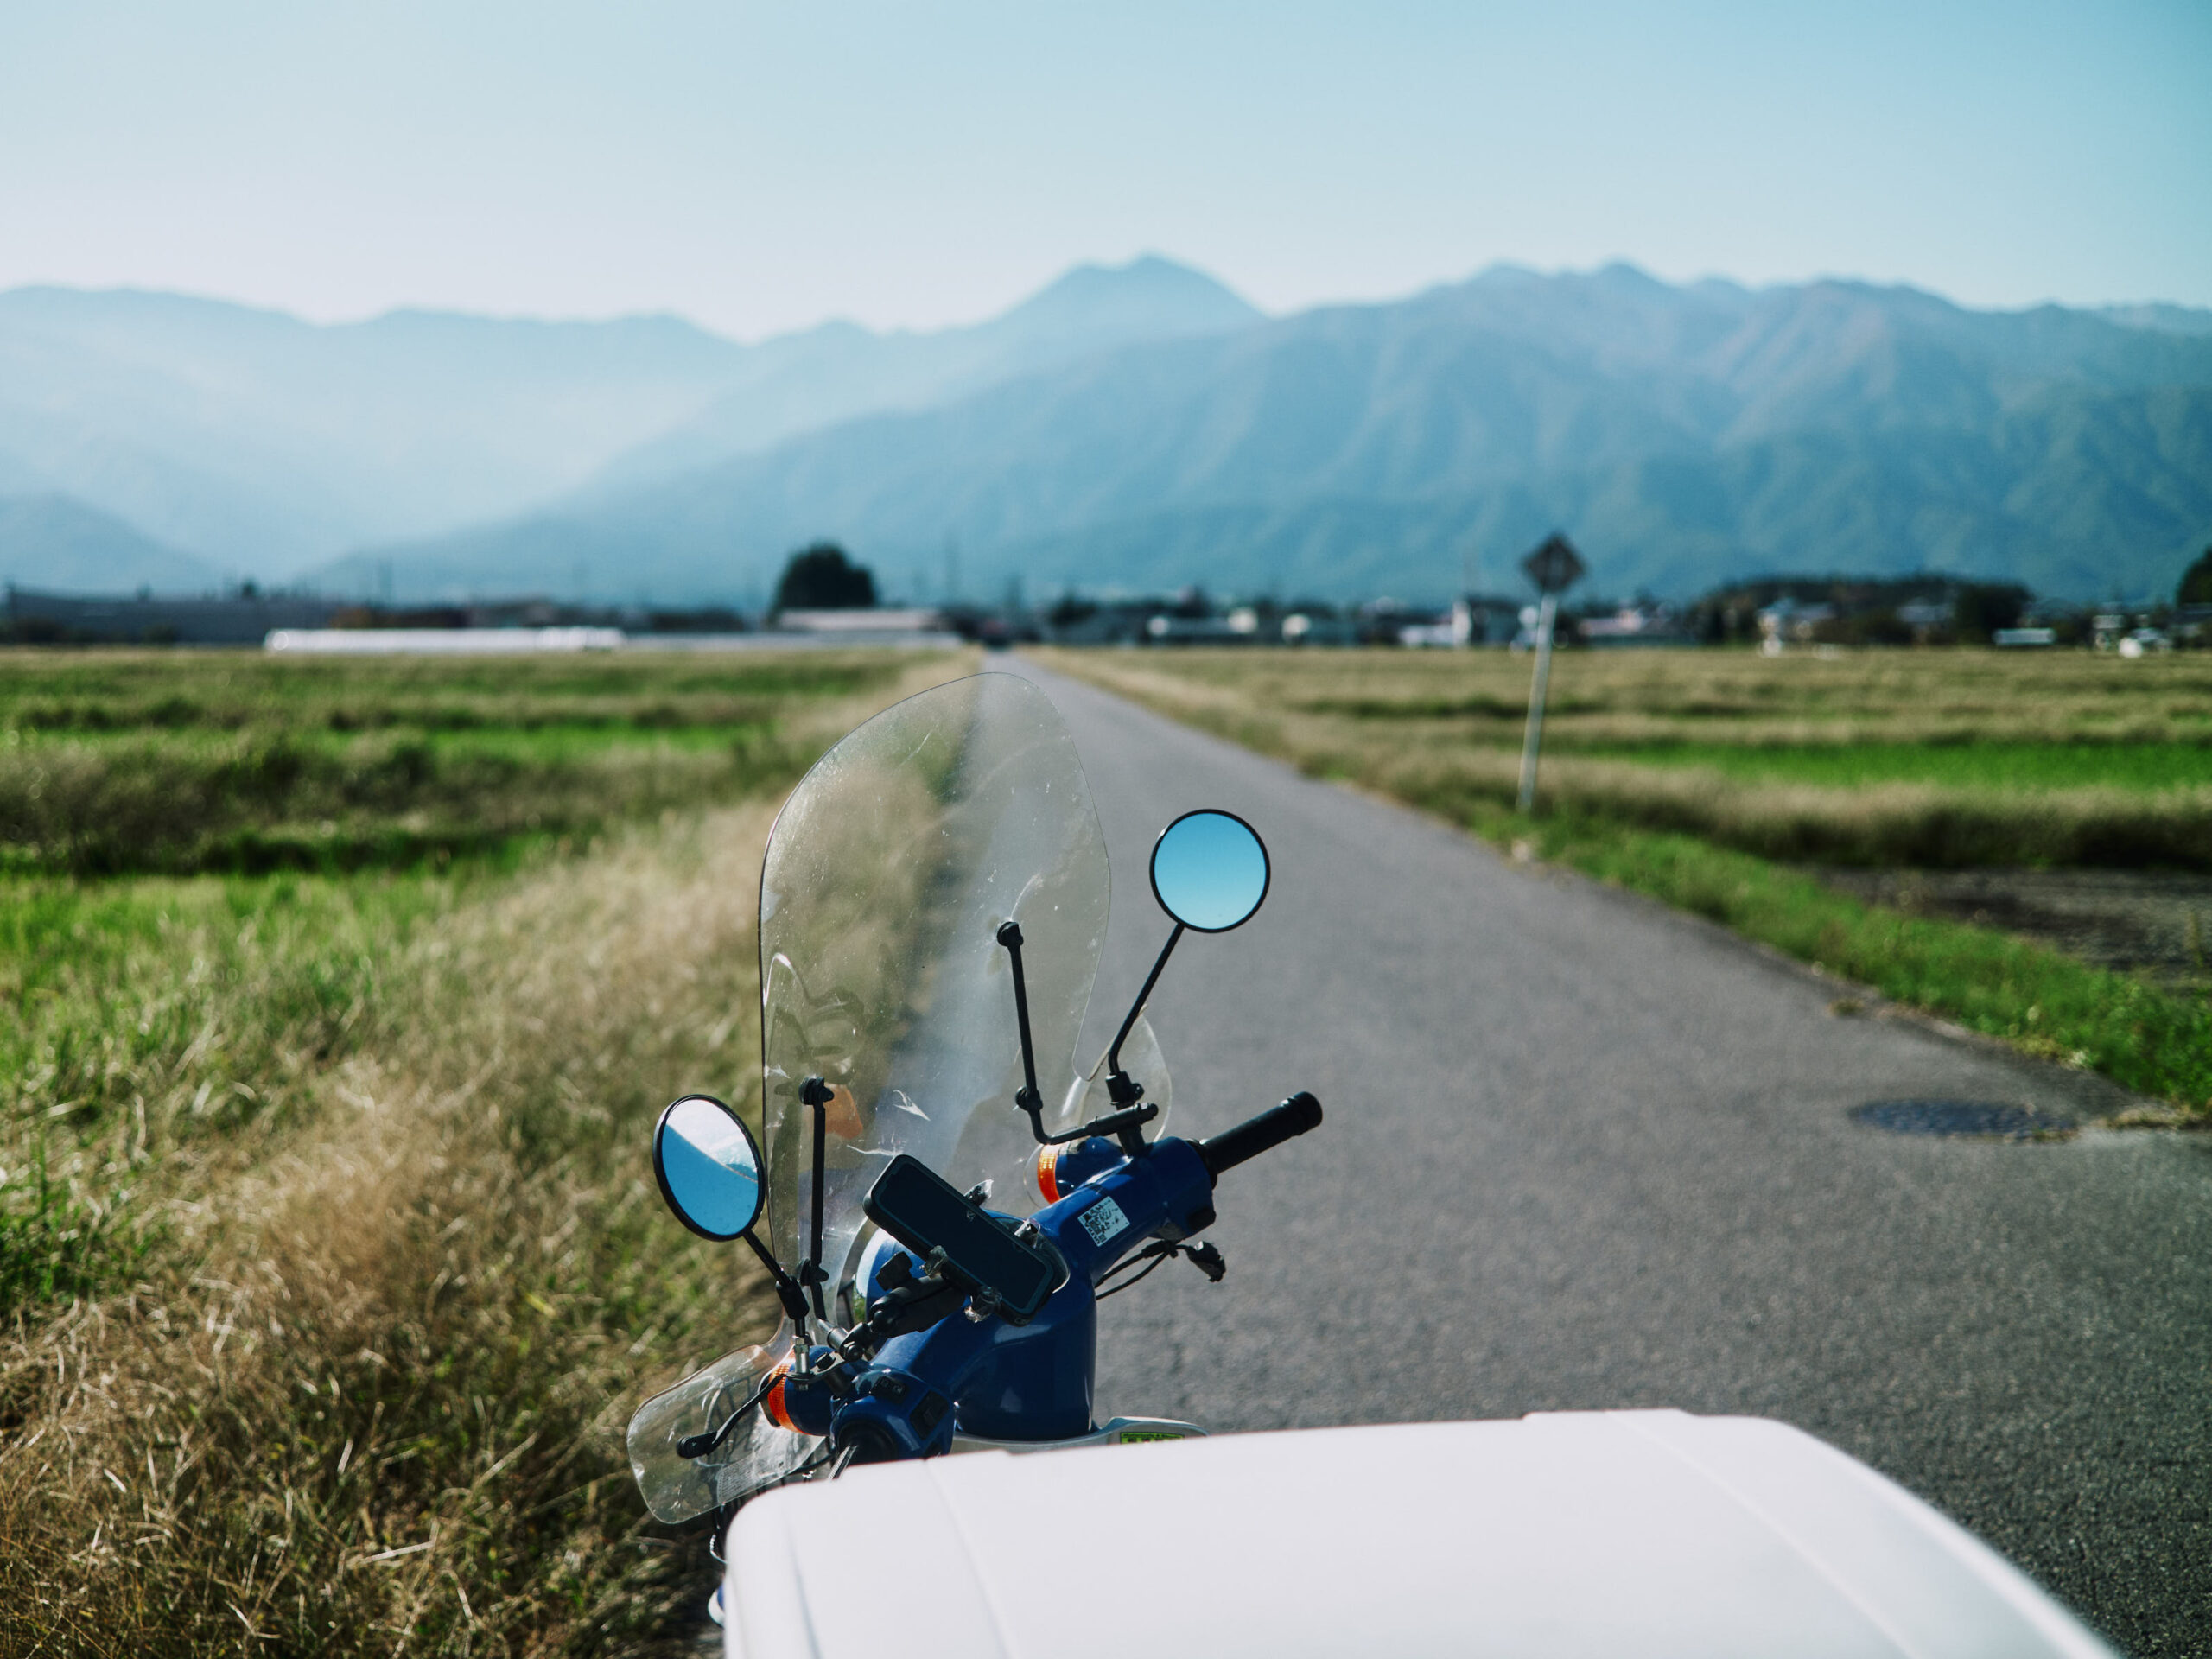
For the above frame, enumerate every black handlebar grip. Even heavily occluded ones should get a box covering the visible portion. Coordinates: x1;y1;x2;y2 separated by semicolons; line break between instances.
1198;1092;1324;1182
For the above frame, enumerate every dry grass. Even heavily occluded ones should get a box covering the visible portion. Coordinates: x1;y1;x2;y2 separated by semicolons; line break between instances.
0;652;973;1656
1035;648;2212;868
1088;645;2212;748
1;868;459;1308
1377;751;2212;868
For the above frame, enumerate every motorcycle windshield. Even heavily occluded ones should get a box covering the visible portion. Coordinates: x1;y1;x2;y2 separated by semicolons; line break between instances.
628;673;1175;1522
761;671;1135;1290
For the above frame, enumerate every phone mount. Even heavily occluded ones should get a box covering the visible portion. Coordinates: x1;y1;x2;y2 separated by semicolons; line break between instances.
862;1154;1065;1325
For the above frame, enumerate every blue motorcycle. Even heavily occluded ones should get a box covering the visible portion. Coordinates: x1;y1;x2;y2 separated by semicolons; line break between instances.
626;674;1322;1566
626;674;2120;1658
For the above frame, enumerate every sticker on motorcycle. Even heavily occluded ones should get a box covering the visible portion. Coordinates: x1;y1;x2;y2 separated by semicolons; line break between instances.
1077;1194;1129;1245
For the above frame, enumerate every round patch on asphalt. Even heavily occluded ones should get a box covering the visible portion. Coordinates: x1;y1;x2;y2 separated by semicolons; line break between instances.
1851;1099;2075;1139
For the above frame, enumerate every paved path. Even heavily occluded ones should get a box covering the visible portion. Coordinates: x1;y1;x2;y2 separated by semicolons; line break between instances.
1007;655;2212;1656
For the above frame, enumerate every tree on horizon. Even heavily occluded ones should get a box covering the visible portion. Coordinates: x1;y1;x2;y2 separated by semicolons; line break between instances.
2178;547;2212;607
774;543;876;611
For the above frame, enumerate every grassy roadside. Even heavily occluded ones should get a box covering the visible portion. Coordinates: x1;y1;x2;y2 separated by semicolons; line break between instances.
1033;647;2212;1122
1433;798;2211;1118
0;649;976;1656
1;807;783;1654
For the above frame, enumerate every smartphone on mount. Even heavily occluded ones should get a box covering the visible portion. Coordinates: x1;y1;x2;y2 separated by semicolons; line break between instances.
862;1154;1063;1323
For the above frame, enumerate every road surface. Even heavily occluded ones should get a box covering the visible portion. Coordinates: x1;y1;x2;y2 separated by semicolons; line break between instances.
1007;655;2211;1656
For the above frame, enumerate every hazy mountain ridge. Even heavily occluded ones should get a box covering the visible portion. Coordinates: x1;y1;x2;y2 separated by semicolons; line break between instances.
578;255;1264;493
0;493;220;594
0;287;750;573
0;255;1262;583
6;259;2206;604
2099;302;2212;339
341;265;2212;603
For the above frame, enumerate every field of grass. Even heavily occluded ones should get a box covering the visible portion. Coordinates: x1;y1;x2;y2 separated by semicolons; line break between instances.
1579;741;2212;792
1269;647;2212;747
1044;647;2212;868
0;652;897;875
1033;645;2212;1118
0;645;972;1655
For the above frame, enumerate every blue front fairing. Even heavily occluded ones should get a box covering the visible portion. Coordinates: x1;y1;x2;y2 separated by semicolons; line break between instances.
868;1272;1098;1442
842;1136;1217;1453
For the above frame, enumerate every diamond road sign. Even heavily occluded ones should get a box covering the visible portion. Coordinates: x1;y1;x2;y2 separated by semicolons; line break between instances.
1521;534;1586;595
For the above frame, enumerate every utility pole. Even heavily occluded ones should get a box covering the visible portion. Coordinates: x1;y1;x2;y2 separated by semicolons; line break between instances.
1516;534;1586;814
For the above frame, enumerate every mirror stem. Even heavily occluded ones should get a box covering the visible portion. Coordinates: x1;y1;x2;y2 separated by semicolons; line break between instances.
995;923;1045;1121
743;1230;812;1325
800;1077;831;1321
1107;923;1185;1090
999;920;1157;1148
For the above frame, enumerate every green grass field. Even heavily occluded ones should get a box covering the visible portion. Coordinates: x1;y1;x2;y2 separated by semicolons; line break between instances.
1574;740;2212;792
1033;645;2212;1119
0;645;971;1656
0;652;902;876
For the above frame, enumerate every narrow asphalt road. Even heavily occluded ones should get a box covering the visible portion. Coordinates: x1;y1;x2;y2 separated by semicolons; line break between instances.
1006;655;2212;1656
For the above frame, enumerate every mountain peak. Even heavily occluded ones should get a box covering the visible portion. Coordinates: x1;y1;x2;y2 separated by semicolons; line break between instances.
994;254;1263;348
1588;260;1668;291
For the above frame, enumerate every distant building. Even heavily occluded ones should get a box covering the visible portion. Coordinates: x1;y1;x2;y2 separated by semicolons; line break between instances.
1145;613;1253;645
5;584;340;645
775;607;947;634
1580;602;1695;648
1047;601;1151;645
1452;594;1522;645
267;626;624;654
1397;619;1459;647
1278;610;1355;645
1756;599;1837;648
772;607;967;645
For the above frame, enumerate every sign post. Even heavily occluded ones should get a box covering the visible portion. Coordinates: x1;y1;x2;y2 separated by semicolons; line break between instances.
1516;533;1586;813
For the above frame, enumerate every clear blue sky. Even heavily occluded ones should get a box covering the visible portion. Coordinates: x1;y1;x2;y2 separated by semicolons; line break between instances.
3;1;2205;338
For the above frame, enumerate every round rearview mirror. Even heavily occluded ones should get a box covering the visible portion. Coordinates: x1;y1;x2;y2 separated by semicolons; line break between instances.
653;1095;766;1242
1150;809;1271;933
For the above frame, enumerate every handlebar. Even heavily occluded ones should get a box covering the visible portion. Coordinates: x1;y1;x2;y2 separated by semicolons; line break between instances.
1197;1092;1323;1182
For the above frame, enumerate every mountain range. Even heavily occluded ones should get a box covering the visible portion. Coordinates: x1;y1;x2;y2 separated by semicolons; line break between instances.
0;257;1258;589
3;257;2208;604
